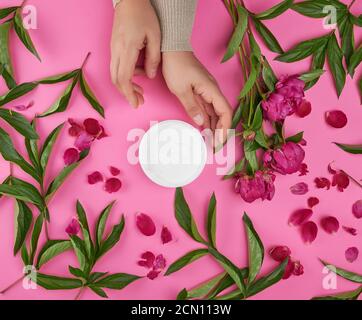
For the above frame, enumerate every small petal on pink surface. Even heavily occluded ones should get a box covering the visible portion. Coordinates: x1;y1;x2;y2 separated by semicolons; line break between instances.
84;118;101;136
289;209;313;227
301;221;318;244
327;163;337;175
290;182;309;195
68;118;83;137
320;216;340;234
136;213;156;236
332;171;349;192
295;100;311;118
314;177;331;190
97;126;108;140
352;200;362;219
75;132;93;151
325;110;348;128
345;247;359;263
342;226;357;236
13;101;34;111
104;178;122;193
307;197;319;208
154;254;167;270
269;246;291;262
147;270;160;280
110;166;121;176
65;218;80;235
87;171;103;185
161;226;172;244
292;261;304;276
298;163;309;176
63;148;79;166
138;251;155;269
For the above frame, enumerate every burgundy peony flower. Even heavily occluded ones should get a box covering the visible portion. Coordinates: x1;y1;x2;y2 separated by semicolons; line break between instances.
65;218;81;236
235;171;276;203
263;142;305;175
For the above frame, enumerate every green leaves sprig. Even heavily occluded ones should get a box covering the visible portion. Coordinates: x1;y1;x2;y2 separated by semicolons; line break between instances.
30;201;141;299
167;188;287;300
0;5;40;88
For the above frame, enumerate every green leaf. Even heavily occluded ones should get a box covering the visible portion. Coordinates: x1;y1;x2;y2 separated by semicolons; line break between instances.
246;259;288;297
208;246;246;295
286;131;304;143
305;46;327;90
70;235;88;271
320;260;362;283
251;103;263;130
0;109;38;139
165;249;209;276
262;58;277;91
232;99;247;129
206;193;217;248
276;34;329;63
68;266;86;279
0;21;14;76
13;200;33;255
186;273;227;300
334;142;362;154
312;286;362;300
239;55;260;99
45;149;89;202
29;214;43;264
244;141;259;173
76;200;94;259
255;0;294;20
350;14;362;27
255;129;269;149
94;273;141;290
36;240;72;269
243;213;264;284
292;0;331;18
176;288;188;300
79;72;105;118
89;285;108;298
0;7;19;19
14;9;40;60
38;77;78;118
0;63;16;89
21;243;29;265
338;14;354;69
89;272;108;283
222;5;248;62
38;69;80;84
174;188;206;243
97;215;125;259
327;33;346;97
25;120;40;168
299;69;325;82
348;45;362;77
253;18;283;54
40;123;64;173
0;82;38;107
95;201;116;247
30;272;83;290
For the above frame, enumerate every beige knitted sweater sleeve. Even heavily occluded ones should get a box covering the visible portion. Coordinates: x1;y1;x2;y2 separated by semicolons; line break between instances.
113;0;197;52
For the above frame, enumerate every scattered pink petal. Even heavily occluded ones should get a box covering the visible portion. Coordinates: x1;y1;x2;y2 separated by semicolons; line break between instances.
289;209;313;227
147;270;160;280
161;226;172;244
97;126;108;140
332;171;349;192
296;100;311;118
345;247;359;263
290;182;309;195
282;258;294;280
299;139;307;146
87;171;103;185
320;216;340;234
327;163;337;175
13;101;34;111
307;197;319;208
314;177;331;190
136;213;156;236
352;200;362;219
342;226;357;236
301;221;318;244
104;178;122;193
110;166;121;176
138;251;155;269
154;254;167;270
84;118;101;136
68;118;84;137
75;132;93;151
63;148;80;166
269;246;291;262
65;218;80;235
299;163;309;176
325;110;348;128
292;261;304;276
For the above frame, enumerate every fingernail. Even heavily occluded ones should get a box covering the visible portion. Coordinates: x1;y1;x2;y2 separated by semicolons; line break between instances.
129;100;138;108
193;114;204;126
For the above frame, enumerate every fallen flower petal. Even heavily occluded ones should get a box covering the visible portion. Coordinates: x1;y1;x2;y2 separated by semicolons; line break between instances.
269;246;291;262
314;177;331;190
282;258;295;280
292;261;304;276
136;213;156;236
290;182;309;195
63;148;80;166
97;126;108;140
161;226;172;244
295;100;311;118
84;118;101;136
147;270;160;280
299;163;309;176
68;118;84;137
307;197;319;208
342;226;357;236
352;200;362;219
325;110;348;128
327;163;337;175
138;251;155;269
75;132;94;151
87;171;103;185
154;254;167;270
13;101;34;112
65;218;81;235
320;216;339;234
345;247;359;263
289;209;313;227
104;178;122;193
301;221;318;244
110;166;121;176
332;171;349;192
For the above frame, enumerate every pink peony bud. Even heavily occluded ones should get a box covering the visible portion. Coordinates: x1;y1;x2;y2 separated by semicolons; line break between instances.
352;200;362;219
320;216;340;234
290;182;309;195
136;213;156;236
65;218;81;236
301;221;318;244
289;209;313;227
269;246;291;262
325;110;348;128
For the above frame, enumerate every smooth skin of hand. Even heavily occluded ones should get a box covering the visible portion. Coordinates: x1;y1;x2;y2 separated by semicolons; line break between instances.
110;0;161;108
162;51;233;145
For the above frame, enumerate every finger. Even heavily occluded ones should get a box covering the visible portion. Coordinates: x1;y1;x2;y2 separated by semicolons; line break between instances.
133;83;144;95
203;100;218;132
134;67;146;76
194;94;211;129
110;52;120;85
145;33;161;79
136;91;144;106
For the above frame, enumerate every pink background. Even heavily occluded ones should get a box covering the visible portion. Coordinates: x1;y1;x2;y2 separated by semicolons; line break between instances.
0;0;362;300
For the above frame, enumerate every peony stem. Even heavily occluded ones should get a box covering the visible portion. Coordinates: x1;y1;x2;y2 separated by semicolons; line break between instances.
81;52;91;69
74;286;85;300
349;0;356;9
0;275;25;294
